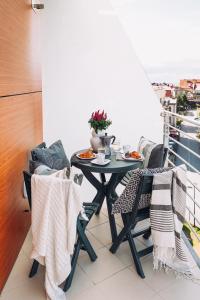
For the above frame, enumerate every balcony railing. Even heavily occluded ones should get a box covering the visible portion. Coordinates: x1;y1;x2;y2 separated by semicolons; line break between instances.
162;110;200;259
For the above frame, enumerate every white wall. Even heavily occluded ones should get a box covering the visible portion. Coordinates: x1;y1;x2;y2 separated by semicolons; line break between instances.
42;0;163;156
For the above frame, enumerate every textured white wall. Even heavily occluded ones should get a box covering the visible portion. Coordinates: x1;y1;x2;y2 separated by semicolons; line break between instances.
42;0;163;156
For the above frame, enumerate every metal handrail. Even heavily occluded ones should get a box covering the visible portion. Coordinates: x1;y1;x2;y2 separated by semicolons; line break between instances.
186;189;200;210
186;206;200;226
168;148;200;174
168;158;200;194
168;159;200;211
163;110;200;127
163;110;200;254
168;124;200;144
169;136;200;160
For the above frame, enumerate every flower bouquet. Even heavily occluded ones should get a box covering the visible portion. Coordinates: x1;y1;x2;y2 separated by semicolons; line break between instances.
88;110;112;134
88;110;112;152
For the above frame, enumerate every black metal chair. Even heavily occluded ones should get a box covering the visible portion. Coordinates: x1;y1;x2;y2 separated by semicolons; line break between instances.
23;170;99;292
110;174;154;278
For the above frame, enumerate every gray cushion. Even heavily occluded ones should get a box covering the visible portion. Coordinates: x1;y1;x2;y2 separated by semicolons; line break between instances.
137;136;164;168
31;140;70;170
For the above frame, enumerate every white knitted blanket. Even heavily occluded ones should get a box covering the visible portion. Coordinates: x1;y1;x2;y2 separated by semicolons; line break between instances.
31;169;83;300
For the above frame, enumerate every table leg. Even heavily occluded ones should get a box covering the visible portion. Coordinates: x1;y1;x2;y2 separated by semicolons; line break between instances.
81;169;126;243
106;196;117;243
81;170;105;208
95;173;107;215
100;173;106;183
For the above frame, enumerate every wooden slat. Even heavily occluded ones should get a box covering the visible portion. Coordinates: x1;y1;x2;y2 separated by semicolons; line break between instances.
0;92;42;292
0;0;41;96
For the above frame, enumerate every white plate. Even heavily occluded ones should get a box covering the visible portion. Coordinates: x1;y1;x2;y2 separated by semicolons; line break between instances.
121;153;144;161
91;158;111;166
76;153;96;160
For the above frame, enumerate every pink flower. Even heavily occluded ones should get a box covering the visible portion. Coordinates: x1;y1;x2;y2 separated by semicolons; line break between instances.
90;109;110;122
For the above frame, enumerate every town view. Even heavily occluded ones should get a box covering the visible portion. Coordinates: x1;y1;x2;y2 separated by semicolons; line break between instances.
152;79;200;171
152;79;200;255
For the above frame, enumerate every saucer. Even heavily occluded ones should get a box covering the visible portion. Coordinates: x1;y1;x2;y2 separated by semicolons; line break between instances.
91;159;111;166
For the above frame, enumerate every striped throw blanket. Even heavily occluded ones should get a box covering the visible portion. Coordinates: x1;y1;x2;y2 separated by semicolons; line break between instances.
151;164;200;280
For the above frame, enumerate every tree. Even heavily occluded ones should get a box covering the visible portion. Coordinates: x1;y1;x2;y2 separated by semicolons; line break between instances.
176;93;189;112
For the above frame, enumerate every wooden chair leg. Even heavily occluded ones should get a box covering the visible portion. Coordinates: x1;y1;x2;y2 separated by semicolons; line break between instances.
63;241;81;292
63;218;98;292
82;235;97;262
127;232;145;278
77;220;97;262
29;260;39;278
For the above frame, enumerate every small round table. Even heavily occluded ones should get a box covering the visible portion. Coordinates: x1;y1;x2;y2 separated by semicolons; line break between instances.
71;151;142;242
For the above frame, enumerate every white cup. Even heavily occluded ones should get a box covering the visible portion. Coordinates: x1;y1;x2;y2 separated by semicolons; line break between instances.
112;139;121;152
123;144;131;154
96;152;105;164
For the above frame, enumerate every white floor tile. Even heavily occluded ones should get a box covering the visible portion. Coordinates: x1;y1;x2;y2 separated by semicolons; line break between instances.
78;247;125;284
2;252;32;293
101;206;109;218
89;221;121;246
70;267;156;300
7;252;31;281
22;230;32;258
2;253;44;294
1;276;46;300
87;212;108;229
69;285;103;300
115;214;124;227
129;254;176;293
65;266;94;298
159;277;200;300
96;268;156;300
79;231;104;258
106;238;145;267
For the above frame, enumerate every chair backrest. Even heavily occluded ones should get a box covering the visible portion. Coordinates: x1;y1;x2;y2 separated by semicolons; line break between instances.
129;174;154;222
23;171;32;209
137;175;154;195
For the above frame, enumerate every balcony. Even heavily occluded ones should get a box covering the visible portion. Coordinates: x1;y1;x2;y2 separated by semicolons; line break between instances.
1;1;200;299
1;110;200;299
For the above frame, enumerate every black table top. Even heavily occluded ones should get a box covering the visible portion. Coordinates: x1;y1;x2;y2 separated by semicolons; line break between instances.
71;150;142;174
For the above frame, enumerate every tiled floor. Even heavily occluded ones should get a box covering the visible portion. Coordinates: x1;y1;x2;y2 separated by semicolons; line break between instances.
1;205;200;299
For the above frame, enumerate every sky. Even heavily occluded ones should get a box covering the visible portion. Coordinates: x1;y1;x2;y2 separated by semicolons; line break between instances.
111;0;200;84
